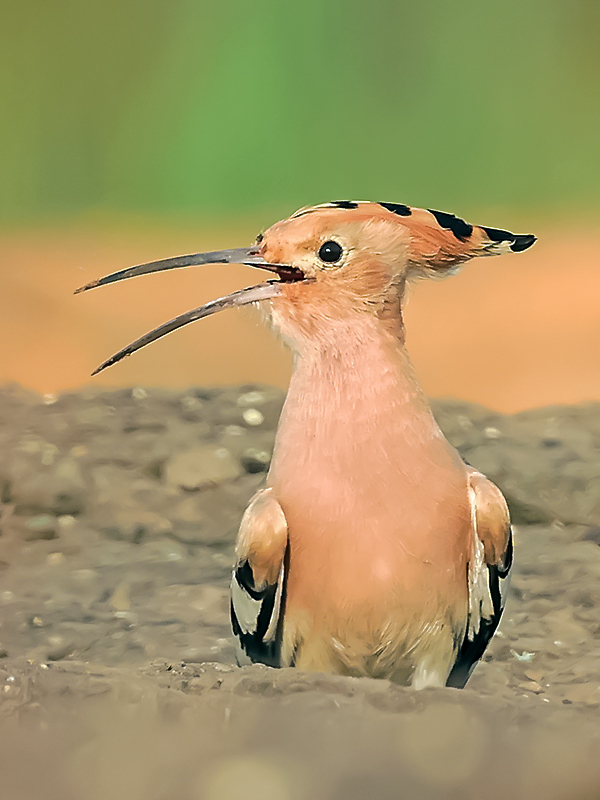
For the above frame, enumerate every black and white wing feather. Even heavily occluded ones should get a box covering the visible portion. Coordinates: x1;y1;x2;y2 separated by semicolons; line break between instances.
231;559;286;666
230;487;288;667
446;469;513;689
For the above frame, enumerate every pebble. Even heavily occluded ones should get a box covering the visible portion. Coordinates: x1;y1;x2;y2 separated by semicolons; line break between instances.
223;425;244;437
10;455;86;516
99;507;172;542
141;540;187;562
242;408;264;427
518;680;544;694
237;390;267;407
46;636;74;661
164;445;242;489
240;448;271;473
511;650;536;662
484;427;502;439
180;395;204;411
24;514;57;540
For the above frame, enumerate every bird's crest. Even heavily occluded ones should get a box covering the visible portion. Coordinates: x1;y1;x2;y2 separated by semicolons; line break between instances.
289;200;536;276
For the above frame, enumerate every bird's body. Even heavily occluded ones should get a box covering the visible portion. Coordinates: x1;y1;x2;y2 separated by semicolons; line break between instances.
81;200;530;688
269;316;471;684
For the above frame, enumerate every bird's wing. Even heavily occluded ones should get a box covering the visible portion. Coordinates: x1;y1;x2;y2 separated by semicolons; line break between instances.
230;487;288;667
446;468;513;688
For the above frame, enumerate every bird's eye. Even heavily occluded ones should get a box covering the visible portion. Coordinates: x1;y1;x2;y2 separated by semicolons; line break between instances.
318;240;343;264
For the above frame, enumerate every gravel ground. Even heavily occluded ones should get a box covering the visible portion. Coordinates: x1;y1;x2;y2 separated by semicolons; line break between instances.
1;384;600;799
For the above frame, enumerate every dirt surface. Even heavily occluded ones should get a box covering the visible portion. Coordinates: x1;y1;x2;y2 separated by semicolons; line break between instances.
1;384;600;799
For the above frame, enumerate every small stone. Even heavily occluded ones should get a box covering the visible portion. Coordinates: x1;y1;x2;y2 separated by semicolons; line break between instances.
180;395;204;411
241;448;271;473
484;426;502;439
223;425;244;437
47;552;65;565
518;680;544;694
25;513;56;531
242;408;265;427
114;611;138;624
141;540;187;562
12;456;86;516
511;649;536;662
46;636;74;661
237;390;267;407
132;386;148;400
24;514;57;540
164;445;242;490
99;507;172;542
524;668;545;683
234;388;284;429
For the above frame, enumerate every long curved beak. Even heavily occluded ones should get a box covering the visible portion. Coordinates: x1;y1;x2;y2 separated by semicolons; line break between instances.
77;246;305;376
74;247;302;293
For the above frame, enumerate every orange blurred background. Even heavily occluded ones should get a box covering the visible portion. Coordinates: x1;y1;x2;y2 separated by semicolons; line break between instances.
2;219;598;413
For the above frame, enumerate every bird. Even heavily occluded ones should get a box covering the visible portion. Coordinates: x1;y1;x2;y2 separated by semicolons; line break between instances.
77;200;535;689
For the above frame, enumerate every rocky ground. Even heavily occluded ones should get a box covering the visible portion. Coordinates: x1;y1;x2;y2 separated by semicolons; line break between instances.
1;384;600;799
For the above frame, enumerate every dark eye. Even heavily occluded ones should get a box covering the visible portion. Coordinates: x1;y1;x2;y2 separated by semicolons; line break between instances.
318;240;343;264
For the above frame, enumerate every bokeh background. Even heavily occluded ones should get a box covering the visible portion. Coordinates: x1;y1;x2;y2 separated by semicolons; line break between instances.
1;0;599;411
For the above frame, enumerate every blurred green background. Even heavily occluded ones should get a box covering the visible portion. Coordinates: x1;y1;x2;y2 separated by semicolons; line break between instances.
1;0;599;411
2;0;600;223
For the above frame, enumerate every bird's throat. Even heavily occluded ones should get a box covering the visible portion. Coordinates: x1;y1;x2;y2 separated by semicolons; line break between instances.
268;314;448;496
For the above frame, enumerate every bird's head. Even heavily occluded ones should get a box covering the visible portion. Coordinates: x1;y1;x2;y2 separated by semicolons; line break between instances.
77;201;536;372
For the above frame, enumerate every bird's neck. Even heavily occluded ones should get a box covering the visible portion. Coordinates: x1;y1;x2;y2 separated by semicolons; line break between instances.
269;312;446;482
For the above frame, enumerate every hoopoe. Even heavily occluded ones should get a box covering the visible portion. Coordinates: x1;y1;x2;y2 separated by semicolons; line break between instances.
78;201;534;688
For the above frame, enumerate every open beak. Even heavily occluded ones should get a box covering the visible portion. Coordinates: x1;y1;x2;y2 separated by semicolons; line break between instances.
75;246;305;375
